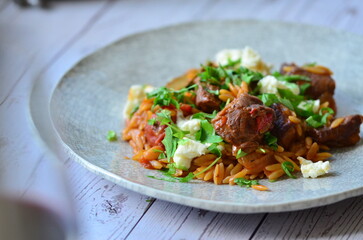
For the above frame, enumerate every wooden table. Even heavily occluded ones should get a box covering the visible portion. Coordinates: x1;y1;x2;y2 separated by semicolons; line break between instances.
1;0;363;239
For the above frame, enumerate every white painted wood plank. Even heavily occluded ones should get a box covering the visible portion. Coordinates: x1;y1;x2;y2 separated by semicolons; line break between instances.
65;159;151;240
252;196;363;240
0;2;149;239
126;200;265;240
2;0;363;239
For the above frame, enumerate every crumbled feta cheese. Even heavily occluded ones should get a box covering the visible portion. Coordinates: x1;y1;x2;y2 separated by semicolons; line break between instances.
297;157;331;178
259;75;279;95
297;100;320;114
176;111;201;137
215;49;242;66
258;75;300;95
215;46;271;74
123;85;154;119
173;138;209;170
241;46;261;69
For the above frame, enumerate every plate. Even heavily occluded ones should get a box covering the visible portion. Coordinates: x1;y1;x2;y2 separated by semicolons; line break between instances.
48;20;363;213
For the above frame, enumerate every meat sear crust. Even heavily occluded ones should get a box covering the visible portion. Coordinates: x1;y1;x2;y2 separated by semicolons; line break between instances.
308;115;363;147
212;93;275;152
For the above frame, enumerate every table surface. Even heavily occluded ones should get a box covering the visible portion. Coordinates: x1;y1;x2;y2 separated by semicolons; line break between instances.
1;0;363;239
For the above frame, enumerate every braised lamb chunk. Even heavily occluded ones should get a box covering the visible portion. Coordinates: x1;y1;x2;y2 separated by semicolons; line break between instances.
307;115;363;147
212;93;275;152
281;63;337;113
270;103;302;149
319;92;337;114
195;82;222;113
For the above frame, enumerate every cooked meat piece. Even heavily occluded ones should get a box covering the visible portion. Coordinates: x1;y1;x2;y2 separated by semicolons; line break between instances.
195;82;222;113
308;115;363;147
281;63;336;99
212;93;275;151
318;92;337;114
271;103;302;149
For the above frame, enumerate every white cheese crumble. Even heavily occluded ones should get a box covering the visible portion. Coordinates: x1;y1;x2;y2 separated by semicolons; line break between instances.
176;111;201;137
258;75;300;96
297;157;331;178
297;100;320;114
173;138;209;170
215;46;271;74
123;85;154;119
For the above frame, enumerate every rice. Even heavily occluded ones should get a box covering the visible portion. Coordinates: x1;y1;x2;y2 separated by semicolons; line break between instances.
331;117;344;128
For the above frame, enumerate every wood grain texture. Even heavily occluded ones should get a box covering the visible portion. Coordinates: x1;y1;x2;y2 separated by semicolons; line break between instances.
126;200;265;240
1;0;363;239
65;158;152;240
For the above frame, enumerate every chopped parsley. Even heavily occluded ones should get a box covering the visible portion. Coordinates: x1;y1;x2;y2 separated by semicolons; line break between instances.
195;120;223;144
147;85;197;109
236;149;247;158
273;72;311;82
234;178;259;188
264;132;278;150
208;143;223;157
130;105;139;117
161;127;177;162
299;83;311;95
281;161;296;179
303;62;317;67
259;147;266;153
260;93;294;111
199;65;224;85
199;64;263;88
192;111;217;120
305;107;334;128
106;131;117;141
206;88;219;95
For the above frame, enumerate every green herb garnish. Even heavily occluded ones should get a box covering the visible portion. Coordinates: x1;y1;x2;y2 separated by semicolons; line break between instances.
260;93;294;111
206;89;219;95
303;62;317;67
192;111;217;120
147;85;197;109
259;148;266;153
264;132;278;150
281;161;296;179
130;105;139;117
106;131;117;141
273;72;311;82
299;83;311;95
234;178;259;188
195;120;223;144
161;127;177;162
236;149;247;158
306;107;334;128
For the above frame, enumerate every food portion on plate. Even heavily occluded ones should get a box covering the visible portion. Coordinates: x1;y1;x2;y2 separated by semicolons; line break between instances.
122;46;363;190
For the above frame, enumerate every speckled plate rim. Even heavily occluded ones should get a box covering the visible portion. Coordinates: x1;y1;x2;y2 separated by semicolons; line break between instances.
30;19;363;213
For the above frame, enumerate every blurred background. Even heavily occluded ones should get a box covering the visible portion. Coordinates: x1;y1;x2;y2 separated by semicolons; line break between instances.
1;0;362;239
